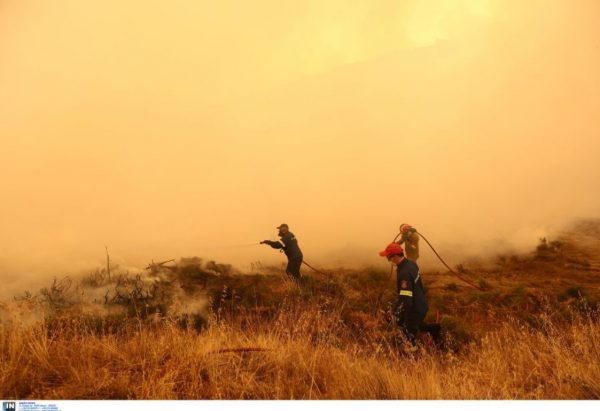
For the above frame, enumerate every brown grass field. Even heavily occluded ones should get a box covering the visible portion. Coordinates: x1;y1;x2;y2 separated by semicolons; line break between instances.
1;220;599;399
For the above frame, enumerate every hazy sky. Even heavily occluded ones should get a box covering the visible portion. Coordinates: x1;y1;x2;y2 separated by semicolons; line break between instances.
1;1;599;288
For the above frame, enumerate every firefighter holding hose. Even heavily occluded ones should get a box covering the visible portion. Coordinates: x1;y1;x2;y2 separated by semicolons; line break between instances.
260;224;304;281
396;223;420;261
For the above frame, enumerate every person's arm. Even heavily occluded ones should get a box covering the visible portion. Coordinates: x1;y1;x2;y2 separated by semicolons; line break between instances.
394;268;415;323
396;233;407;245
261;239;286;250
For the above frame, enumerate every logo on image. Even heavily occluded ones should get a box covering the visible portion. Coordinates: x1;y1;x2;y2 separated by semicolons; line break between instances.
2;403;16;411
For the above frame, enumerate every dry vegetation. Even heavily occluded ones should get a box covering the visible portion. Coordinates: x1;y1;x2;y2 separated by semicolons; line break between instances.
1;221;600;399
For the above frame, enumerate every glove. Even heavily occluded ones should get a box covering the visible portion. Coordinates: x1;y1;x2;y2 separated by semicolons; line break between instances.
260;240;267;244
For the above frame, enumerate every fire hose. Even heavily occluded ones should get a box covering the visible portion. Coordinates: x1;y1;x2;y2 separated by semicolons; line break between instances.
263;241;329;276
208;347;272;355
301;260;328;276
392;227;483;291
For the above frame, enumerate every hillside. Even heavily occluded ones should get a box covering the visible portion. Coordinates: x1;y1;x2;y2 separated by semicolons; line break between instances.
0;221;599;399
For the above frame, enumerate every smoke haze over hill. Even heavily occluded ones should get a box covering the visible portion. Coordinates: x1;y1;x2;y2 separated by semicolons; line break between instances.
1;1;599;291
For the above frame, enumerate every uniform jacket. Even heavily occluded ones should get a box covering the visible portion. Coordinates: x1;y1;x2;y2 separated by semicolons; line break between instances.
395;258;428;322
264;232;303;260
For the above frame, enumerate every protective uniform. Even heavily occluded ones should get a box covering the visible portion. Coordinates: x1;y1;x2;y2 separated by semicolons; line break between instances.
397;224;420;261
394;258;429;345
263;231;303;280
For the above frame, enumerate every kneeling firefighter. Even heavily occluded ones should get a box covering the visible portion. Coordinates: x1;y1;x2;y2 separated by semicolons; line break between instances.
379;242;429;352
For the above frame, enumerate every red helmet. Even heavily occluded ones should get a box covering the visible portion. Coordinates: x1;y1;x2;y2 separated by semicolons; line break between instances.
399;223;413;234
379;243;404;257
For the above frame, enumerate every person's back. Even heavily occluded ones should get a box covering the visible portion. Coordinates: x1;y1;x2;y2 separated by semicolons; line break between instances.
280;231;303;259
396;258;428;319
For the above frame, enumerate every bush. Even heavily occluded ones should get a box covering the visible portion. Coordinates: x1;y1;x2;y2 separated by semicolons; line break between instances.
559;286;585;301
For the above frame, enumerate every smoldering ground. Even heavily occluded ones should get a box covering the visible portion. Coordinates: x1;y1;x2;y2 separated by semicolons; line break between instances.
0;258;234;328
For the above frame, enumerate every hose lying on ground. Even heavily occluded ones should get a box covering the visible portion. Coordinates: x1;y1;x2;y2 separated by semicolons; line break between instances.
208;347;272;355
302;260;328;276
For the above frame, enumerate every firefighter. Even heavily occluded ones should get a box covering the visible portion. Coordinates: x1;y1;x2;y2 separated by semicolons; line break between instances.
396;223;420;261
379;242;429;352
260;224;303;281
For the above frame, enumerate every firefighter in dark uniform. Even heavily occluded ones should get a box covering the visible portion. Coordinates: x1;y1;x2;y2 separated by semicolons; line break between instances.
261;224;303;281
379;242;428;352
396;223;420;261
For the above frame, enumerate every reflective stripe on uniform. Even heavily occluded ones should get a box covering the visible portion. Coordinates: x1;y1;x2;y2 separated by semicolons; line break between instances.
415;271;420;283
399;290;413;297
278;240;286;248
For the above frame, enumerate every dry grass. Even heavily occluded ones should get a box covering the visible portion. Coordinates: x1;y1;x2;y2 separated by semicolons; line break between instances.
1;305;599;399
1;228;600;399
